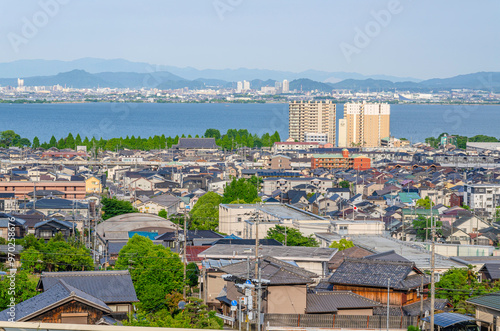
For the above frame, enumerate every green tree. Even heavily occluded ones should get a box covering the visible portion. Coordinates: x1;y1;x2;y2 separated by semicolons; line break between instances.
436;266;500;314
158;209;168;219
101;197;138;220
65;133;75;149
266;225;319;247
339;180;350;188
20;247;44;273
416;196;434;209
75;133;83;146
190;192;222;231
204;129;221;140
186;262;199;289
0;270;38;311
49;135;57;147
412;215;442;241
124;297;222;329
32;136;40;149
115;235;184;311
329;239;354;250
222;178;258;204
0;130;21;147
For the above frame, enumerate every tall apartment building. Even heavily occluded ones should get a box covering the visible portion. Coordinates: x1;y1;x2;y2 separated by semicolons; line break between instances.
464;184;500;218
282;79;289;93
288;101;336;145
341;103;390;148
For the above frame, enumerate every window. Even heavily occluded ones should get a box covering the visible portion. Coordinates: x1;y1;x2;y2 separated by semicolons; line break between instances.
61;313;88;324
237;217;242;222
236;231;242;236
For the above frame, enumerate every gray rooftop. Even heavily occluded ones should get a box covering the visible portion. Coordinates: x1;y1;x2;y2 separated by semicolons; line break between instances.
220;203;325;221
198;244;336;262
0;280;111;322
351;236;463;271
38;270;138;303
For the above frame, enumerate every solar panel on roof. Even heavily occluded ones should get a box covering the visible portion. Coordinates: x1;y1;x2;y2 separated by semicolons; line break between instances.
422;313;475;328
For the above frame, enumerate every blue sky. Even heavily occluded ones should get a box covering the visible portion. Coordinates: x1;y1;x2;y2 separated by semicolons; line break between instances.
1;0;499;79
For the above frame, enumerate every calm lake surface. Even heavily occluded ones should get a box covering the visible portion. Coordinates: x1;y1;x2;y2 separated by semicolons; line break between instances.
0;103;499;143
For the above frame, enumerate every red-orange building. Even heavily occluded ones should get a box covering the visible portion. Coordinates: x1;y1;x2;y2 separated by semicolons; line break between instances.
311;149;371;170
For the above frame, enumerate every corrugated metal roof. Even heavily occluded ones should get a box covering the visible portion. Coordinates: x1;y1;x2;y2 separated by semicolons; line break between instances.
467;292;500;311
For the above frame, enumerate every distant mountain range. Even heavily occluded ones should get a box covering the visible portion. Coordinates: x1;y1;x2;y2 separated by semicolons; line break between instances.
0;57;420;83
0;58;499;92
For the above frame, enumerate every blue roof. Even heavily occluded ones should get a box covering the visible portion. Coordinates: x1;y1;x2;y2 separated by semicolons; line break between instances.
224;234;241;239
398;192;421;203
129;231;158;240
422;313;475;328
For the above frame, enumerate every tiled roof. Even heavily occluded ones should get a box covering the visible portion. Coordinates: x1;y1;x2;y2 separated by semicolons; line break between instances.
329;246;373;270
220;256;317;285
0;280;111;321
467;292;500;311
480;263;500;280
328;258;427;290
306;291;381;313
38;270;138;303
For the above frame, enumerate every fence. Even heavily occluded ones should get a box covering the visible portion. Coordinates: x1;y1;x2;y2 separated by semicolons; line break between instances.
264;314;419;329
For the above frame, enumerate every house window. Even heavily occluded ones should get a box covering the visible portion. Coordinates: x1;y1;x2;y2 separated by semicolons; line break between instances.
236;231;242;236
237;217;242;222
61;313;88;324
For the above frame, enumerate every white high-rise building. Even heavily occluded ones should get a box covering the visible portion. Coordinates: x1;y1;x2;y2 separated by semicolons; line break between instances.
243;80;251;91
337;119;347;147
282;79;289;93
288;101;336;145
236;81;243;93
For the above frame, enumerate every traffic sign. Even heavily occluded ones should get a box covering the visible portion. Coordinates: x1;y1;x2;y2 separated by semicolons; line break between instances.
231;300;238;306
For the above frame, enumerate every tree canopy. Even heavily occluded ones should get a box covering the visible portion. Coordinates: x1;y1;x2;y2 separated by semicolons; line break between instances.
412;215;442;241
0;270;38;311
19;233;94;272
437;266;500;314
101;197;138;220
415;196;435;209
0;130;31;148
190;192;222;231
222;177;260;204
329;239;354;250
266;225;319;247
115;235;184;311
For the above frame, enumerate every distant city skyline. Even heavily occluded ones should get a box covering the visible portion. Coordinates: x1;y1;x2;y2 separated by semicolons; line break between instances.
1;0;499;79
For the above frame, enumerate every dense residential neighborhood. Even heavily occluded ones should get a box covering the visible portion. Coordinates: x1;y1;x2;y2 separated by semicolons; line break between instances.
1;134;500;330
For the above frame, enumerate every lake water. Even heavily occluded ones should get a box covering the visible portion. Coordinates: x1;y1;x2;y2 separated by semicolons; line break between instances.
0;102;499;144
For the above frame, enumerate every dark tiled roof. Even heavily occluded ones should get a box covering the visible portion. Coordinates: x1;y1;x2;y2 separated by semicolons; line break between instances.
39;270;138;303
0;280;110;321
328;258;426;290
306;291;381;313
467;291;500;311
364;250;411;263
20;198;88;210
210;239;283;246
329;246;373;270
221;256;316;285
402;298;449;316
480;263;500;280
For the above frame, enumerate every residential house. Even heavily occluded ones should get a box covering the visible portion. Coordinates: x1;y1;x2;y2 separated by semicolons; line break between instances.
136;194;183;215
34;218;75;241
218;256;317;316
85;176;102;194
0;213;27;240
467;292;500;330
37;270;139;319
0;279;115;324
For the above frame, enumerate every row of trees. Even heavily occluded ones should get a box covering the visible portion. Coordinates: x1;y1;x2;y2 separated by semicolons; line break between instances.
204;129;280;150
2;128;280;151
425;132;499;149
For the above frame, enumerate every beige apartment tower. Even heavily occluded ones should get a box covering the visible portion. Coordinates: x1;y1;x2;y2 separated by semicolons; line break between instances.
288;101;336;145
343;103;390;148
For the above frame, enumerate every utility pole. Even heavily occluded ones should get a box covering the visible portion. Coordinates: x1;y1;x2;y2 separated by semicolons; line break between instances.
257;260;262;331
430;194;436;331
386;278;390;331
419;275;424;320
183;210;187;298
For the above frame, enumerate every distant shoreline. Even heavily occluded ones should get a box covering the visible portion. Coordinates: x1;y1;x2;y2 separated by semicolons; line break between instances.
1;100;500;106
